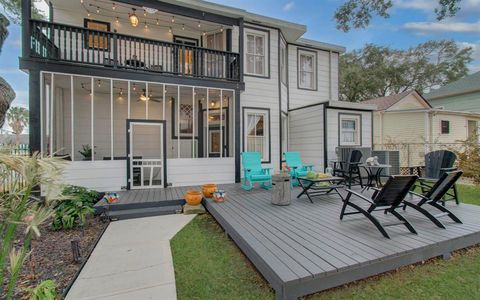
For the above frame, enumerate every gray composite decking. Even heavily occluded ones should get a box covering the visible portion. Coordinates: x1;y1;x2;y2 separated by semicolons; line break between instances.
95;186;199;206
203;184;480;300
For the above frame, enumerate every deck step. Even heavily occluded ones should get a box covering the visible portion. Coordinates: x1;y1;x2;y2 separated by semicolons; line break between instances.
107;205;183;221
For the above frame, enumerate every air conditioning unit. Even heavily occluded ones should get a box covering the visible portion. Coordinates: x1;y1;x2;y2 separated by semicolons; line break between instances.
372;150;400;176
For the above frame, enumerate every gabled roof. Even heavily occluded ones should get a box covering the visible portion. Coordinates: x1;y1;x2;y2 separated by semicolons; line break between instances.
361;90;432;111
426;71;480;100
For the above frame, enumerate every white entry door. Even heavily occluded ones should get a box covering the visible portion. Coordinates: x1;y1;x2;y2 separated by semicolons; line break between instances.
128;120;165;189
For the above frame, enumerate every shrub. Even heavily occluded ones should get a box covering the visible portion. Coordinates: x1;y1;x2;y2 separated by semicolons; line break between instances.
51;185;98;230
26;279;57;300
454;134;480;185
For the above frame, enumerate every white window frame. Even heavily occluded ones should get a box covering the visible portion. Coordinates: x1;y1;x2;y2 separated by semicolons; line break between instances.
280;39;287;84
243;108;270;162
244;29;269;77
298;49;317;90
339;114;361;146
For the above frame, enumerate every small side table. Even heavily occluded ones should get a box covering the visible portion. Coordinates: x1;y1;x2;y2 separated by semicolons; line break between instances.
297;176;345;203
360;164;391;191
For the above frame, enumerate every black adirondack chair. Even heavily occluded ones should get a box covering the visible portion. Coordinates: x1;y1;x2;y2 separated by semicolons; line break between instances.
340;175;418;239
333;150;363;188
404;171;463;228
417;150;459;204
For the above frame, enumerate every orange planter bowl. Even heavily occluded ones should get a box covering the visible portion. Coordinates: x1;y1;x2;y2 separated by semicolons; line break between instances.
202;183;217;198
184;190;203;206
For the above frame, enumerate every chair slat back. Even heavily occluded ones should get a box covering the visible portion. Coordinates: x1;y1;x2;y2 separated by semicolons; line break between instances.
345;150;362;171
425;150;456;179
284;152;303;169
425;171;463;202
241;152;263;174
374;175;418;207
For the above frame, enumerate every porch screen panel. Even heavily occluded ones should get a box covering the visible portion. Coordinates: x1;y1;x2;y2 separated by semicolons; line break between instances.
179;87;195;158
41;73;51;157
73;76;92;161
130;81;147;119
207;89;222;158
196;88;208;158
148;83;164;120
93;78;112;161
52;74;72;159
165;85;178;159
223;90;234;158
113;80;128;158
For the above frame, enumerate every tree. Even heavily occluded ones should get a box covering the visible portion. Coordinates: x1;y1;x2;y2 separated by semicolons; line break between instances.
339;40;473;102
0;0;44;24
335;0;462;31
0;13;15;128
6;106;28;145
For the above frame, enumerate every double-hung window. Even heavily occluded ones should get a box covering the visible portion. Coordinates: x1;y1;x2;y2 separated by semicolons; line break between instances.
298;50;316;90
245;30;268;76
244;108;270;162
339;114;361;146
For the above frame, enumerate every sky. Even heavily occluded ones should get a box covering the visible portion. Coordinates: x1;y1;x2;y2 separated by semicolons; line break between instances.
0;0;479;113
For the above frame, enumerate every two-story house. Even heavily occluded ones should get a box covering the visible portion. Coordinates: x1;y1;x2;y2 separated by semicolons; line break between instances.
20;0;375;191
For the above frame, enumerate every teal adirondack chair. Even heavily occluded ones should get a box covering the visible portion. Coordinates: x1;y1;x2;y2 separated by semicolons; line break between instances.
241;152;272;191
284;152;314;186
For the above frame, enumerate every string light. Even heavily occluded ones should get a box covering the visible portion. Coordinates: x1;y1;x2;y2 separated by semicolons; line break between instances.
96;6;100;14
143;9;147;17
115;17;119;24
156;19;159;25
97;80;102;87
112;2;116;10
132;83;136;91
182;24;185;30
169;27;172;33
171;16;175;23
198;21;201;28
80;0;83;3
203;31;206;36
220;26;224;32
87;11;91;17
120;88;123;96
144;22;148;29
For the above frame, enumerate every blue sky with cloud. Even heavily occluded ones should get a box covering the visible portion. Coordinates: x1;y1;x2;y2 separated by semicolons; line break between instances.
0;0;479;111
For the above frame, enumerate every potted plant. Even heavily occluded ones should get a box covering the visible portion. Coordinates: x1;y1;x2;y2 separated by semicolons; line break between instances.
184;190;203;206
79;144;93;161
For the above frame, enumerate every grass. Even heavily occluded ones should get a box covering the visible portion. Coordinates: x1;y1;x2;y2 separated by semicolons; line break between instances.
171;184;480;300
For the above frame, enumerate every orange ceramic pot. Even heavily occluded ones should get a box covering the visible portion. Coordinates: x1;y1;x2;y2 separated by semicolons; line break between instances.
202;183;217;198
184;190;203;205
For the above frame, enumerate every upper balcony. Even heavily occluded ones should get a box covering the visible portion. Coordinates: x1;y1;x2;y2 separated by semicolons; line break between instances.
25;0;242;82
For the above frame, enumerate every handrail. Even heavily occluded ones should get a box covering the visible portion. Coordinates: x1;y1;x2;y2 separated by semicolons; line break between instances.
29;19;240;81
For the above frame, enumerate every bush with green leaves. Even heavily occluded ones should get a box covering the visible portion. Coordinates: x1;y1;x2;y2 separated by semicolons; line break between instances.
26;279;57;300
454;134;480;185
51;185;99;230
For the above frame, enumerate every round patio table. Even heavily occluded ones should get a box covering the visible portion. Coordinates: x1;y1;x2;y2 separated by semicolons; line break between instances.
360;164;391;191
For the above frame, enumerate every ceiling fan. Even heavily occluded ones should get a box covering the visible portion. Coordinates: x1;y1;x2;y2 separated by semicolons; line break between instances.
137;89;163;102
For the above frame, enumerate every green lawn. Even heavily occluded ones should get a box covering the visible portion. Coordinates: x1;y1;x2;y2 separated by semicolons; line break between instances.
171;184;480;300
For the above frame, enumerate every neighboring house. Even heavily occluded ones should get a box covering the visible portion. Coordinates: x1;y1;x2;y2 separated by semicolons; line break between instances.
363;90;480;166
20;0;374;191
426;71;480;112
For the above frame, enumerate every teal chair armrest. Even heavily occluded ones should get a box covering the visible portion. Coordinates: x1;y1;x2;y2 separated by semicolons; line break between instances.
262;167;273;175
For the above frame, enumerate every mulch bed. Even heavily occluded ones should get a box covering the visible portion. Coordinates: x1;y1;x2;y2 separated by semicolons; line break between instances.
5;217;108;299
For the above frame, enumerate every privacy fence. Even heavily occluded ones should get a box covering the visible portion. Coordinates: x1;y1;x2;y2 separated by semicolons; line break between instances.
0;144;30;192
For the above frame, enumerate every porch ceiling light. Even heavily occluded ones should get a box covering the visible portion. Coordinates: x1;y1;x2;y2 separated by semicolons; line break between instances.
129;8;139;27
140;91;150;101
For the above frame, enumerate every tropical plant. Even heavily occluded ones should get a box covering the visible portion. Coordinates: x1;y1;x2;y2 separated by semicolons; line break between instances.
340;41;472;102
26;279;57;300
0;0;45;24
0;152;66;299
0;13;15;129
335;0;462;31
453;134;480;185
78;144;93;161
6;106;29;145
51;185;98;230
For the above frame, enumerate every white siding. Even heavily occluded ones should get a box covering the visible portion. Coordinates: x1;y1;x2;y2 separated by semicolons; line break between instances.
60;158;235;191
281;84;288;113
288;105;325;171
241;24;280;170
326;108;372;161
288;45;339;109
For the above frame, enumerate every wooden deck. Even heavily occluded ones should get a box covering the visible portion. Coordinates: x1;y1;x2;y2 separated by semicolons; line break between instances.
204;184;480;300
95;186;198;206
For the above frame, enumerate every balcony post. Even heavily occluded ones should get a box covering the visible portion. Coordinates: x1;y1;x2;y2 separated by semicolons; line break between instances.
22;0;32;58
113;33;118;68
238;18;244;82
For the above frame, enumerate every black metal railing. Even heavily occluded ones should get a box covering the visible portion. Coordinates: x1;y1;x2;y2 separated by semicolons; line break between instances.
29;20;240;81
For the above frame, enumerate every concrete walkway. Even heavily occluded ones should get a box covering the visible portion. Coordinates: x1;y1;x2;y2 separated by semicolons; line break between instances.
66;214;195;300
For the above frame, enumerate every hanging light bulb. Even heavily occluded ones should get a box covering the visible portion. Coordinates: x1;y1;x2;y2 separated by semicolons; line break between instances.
87;11;91;17
198;21;201;28
129;8;139;27
97;80;102;87
220;26;224;32
143;9;147;17
96;6;100;14
169;27;172;33
144;22;148;29
156;19;159;25
115;17;119;24
182;24;185;30
80;0;84;3
171;16;175;23
203;31;206;36
132;83;136;91
112;2;116;10
120;88;123;96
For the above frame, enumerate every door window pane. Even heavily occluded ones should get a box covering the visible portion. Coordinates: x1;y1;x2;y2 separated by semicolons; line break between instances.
73;76;92;161
113;80;128;158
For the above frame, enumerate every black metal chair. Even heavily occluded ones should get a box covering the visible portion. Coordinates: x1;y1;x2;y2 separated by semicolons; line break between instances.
404;171;463;229
333;150;363;188
416;150;459;205
340;175;418;239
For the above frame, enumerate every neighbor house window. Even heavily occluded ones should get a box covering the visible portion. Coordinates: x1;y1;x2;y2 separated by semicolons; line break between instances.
244;108;270;162
441;120;450;134
280;40;287;84
245;30;268;76
339;114;361;146
298;49;316;90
